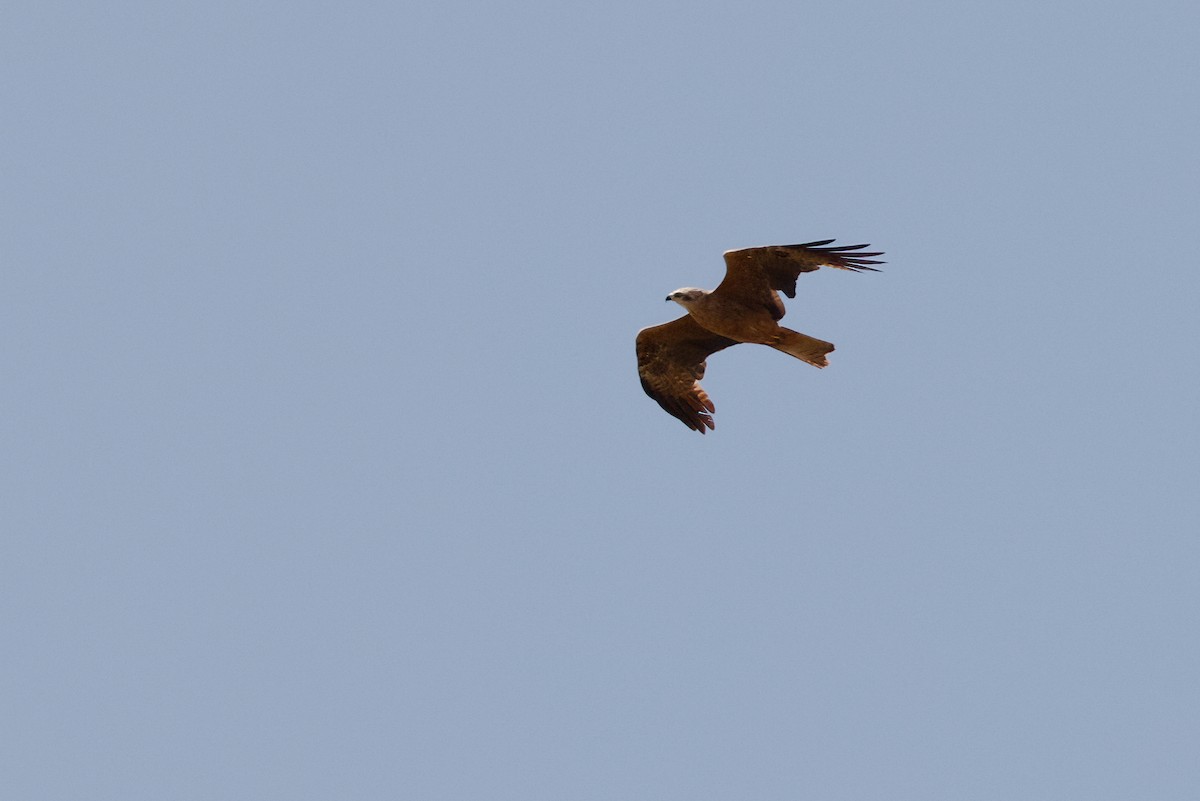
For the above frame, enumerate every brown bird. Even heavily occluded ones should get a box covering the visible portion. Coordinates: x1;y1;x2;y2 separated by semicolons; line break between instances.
636;239;884;433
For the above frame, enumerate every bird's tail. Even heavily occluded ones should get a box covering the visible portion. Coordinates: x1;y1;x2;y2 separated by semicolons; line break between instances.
770;328;835;368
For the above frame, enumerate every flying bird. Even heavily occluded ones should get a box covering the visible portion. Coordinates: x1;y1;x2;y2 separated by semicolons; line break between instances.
636;239;885;433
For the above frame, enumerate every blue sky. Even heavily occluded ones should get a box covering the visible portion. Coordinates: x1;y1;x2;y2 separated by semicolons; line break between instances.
4;1;1199;799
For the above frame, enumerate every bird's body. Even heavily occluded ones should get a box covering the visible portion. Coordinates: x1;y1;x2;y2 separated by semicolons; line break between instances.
664;288;831;363
636;239;885;433
669;290;767;342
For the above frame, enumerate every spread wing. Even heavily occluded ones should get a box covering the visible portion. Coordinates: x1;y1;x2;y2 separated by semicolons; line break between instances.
636;316;738;433
715;239;885;316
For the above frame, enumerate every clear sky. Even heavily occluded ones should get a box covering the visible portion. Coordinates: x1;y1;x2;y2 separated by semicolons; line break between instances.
4;1;1199;799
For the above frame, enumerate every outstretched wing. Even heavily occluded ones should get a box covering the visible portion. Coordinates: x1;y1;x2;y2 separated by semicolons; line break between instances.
636;316;738;433
716;240;885;312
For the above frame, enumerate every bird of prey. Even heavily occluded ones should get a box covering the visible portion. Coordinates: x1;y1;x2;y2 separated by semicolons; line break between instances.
636;239;884;433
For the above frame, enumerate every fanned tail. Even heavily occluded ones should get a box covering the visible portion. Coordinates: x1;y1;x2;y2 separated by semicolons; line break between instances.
770;328;834;368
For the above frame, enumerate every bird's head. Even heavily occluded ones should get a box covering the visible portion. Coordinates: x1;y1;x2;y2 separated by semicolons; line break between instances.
665;287;709;307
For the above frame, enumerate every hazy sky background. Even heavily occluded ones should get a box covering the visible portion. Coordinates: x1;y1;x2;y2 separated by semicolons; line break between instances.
4;1;1199;799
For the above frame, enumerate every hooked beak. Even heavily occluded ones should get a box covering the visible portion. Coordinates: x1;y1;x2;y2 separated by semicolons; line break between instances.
664;295;672;302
